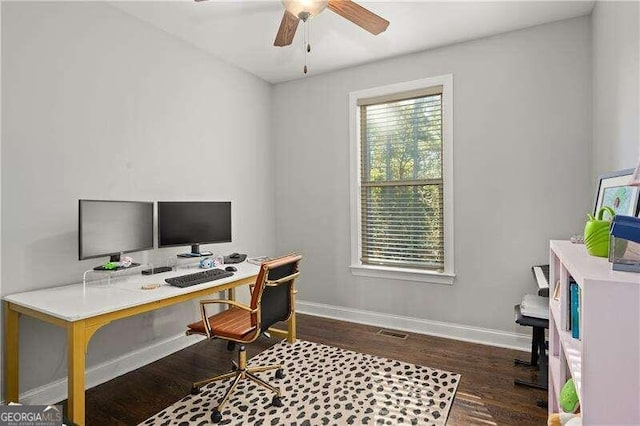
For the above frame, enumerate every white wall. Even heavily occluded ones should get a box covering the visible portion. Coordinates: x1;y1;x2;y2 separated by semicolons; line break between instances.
0;0;3;399
592;1;640;176
1;1;610;399
2;2;273;393
272;17;592;336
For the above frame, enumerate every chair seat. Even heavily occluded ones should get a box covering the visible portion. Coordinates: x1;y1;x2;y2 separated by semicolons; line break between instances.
187;307;256;340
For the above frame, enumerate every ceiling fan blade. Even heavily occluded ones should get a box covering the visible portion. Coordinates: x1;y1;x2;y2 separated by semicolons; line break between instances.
327;0;389;35
274;10;300;47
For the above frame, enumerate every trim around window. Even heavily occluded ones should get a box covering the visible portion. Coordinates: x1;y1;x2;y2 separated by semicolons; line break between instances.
348;74;455;285
350;264;456;285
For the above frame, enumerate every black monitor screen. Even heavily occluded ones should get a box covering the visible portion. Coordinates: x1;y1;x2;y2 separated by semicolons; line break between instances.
158;201;232;248
79;200;154;260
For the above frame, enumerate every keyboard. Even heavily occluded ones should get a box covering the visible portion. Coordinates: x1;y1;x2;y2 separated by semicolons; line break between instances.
532;264;550;298
165;268;234;288
532;265;550;290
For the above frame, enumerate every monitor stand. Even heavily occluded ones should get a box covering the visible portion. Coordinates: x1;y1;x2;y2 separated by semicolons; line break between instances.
93;263;141;271
177;244;213;258
93;254;141;271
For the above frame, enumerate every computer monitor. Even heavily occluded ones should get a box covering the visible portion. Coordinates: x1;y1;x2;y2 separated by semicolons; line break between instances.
157;201;232;257
78;200;154;269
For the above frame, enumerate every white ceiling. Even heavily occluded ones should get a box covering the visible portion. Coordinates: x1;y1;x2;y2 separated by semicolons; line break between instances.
111;1;595;83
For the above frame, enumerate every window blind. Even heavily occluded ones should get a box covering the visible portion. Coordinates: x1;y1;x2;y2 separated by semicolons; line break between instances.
359;90;444;271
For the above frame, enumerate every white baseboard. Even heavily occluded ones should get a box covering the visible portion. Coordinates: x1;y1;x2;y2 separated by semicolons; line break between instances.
297;300;530;352
18;333;205;406
15;303;527;406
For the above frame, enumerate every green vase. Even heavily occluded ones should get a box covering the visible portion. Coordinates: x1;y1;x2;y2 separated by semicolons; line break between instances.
584;206;615;257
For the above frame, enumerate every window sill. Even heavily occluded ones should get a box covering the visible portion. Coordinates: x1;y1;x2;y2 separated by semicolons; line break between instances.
349;264;455;285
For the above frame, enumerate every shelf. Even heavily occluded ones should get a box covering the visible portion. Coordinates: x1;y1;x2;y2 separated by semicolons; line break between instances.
550;240;640;287
549;354;561;396
550;297;582;400
550;299;560;325
557;323;582;397
549;240;640;424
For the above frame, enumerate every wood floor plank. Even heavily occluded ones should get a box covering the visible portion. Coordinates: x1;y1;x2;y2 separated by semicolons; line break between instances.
58;314;547;425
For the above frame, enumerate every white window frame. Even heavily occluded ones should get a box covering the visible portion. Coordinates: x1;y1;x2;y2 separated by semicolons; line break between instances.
349;74;455;285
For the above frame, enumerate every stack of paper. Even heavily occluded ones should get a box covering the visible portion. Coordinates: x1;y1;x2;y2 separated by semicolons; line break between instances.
520;294;549;319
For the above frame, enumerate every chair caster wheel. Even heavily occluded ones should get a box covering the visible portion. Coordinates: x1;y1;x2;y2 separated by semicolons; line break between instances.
272;395;284;407
190;386;200;395
275;369;285;379
227;342;236;352
211;409;222;423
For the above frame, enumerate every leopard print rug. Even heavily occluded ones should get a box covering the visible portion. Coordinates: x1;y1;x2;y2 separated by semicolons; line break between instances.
141;340;460;425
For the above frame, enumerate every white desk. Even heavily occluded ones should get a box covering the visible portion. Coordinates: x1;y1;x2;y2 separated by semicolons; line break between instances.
3;262;297;425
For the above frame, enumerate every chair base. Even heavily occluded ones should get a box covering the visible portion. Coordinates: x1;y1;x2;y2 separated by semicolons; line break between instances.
190;345;284;424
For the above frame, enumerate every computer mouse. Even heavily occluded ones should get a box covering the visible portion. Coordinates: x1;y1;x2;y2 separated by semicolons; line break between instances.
225;266;237;272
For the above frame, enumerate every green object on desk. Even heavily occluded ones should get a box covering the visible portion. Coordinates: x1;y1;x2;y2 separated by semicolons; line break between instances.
104;261;119;270
584;206;615;257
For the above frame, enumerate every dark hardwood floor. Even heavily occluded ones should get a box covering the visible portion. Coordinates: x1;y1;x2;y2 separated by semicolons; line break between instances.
60;314;547;425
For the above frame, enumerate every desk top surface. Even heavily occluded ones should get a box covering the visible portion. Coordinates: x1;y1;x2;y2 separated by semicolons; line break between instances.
3;262;260;322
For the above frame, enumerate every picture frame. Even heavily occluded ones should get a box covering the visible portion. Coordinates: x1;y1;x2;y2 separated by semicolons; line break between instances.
630;162;640;186
593;168;639;218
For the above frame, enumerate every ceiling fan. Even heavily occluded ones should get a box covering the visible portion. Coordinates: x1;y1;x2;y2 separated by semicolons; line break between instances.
273;0;390;47
195;0;389;74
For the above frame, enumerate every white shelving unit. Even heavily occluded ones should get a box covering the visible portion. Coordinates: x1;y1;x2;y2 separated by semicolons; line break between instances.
548;240;640;424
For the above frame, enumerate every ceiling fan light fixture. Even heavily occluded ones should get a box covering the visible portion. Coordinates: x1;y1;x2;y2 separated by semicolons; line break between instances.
282;0;329;20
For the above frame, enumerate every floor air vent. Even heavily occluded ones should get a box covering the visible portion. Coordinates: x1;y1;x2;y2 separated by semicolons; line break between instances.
376;329;409;340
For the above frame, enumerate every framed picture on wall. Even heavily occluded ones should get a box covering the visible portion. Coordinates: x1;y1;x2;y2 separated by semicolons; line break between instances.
594;168;639;219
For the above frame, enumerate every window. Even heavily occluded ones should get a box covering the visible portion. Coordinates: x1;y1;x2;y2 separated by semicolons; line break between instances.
349;75;454;284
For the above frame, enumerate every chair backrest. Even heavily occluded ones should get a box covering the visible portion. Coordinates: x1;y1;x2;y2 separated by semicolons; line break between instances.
250;254;301;331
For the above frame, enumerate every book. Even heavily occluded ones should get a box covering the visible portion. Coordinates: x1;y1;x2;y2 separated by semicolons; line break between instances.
570;282;580;339
565;278;578;331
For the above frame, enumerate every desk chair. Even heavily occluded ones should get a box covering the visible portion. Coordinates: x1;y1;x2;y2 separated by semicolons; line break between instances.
186;254;302;424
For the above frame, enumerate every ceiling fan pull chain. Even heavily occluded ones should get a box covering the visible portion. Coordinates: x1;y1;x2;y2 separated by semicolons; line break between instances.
303;20;308;74
307;20;311;53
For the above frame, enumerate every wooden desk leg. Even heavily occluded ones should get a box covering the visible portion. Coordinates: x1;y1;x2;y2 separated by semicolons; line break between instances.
67;321;86;426
287;288;297;343
287;312;296;343
227;287;236;301
4;302;20;403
